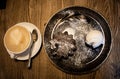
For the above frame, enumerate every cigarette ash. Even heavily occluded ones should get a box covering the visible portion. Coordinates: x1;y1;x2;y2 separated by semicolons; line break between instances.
49;14;103;68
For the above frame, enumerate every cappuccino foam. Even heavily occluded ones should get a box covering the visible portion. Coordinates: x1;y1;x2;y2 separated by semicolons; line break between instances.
4;26;31;54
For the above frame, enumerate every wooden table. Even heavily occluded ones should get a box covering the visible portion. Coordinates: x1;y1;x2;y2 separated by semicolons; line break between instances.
0;0;119;79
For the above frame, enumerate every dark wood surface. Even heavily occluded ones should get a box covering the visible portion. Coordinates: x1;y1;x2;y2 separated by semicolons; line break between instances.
0;0;119;79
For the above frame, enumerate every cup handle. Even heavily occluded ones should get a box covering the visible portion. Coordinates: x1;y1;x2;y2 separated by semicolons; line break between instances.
10;53;16;59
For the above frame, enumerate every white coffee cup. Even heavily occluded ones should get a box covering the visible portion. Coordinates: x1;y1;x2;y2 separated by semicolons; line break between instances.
4;24;32;58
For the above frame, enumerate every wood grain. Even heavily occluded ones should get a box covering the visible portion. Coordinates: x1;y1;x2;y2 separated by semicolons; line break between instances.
0;0;119;79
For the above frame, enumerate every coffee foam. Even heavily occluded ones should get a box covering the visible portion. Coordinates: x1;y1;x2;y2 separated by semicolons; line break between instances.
10;29;22;45
4;26;31;54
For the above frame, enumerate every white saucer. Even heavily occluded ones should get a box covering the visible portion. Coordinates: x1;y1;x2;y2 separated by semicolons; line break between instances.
7;22;42;60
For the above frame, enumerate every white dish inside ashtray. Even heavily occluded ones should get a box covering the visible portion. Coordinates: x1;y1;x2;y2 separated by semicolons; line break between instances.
7;22;42;60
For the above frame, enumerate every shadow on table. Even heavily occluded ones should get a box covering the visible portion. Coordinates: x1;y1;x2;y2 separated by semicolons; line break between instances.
0;0;7;9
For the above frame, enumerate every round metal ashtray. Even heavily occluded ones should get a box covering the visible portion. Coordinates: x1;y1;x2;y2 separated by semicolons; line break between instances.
44;6;112;74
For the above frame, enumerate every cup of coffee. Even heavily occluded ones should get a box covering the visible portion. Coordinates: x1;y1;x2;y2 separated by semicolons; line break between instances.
4;25;32;58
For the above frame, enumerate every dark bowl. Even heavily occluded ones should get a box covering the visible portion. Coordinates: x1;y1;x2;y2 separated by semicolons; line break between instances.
44;6;112;74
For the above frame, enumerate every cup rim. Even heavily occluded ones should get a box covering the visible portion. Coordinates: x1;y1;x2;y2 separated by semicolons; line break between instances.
4;25;32;55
